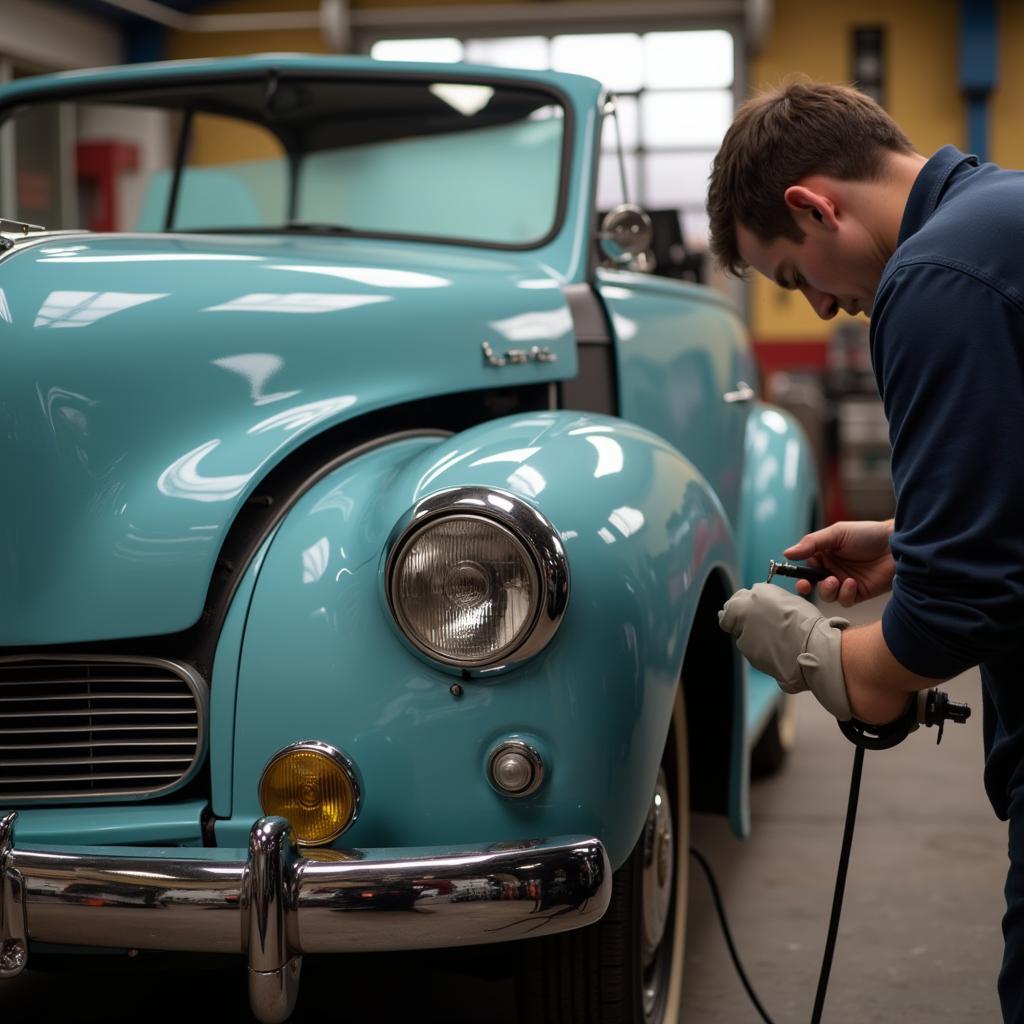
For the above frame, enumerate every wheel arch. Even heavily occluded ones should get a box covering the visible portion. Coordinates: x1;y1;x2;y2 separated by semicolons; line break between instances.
680;567;745;833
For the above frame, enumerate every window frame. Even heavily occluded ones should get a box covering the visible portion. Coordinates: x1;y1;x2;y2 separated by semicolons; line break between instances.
0;67;577;253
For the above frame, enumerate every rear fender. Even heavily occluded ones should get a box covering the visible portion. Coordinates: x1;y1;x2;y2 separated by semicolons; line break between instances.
739;402;820;590
737;401;821;794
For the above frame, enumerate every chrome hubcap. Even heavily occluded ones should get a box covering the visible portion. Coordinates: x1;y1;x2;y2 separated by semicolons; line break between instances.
641;768;674;974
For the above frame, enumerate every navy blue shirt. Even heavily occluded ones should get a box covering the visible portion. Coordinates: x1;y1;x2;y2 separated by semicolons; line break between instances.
871;145;1024;819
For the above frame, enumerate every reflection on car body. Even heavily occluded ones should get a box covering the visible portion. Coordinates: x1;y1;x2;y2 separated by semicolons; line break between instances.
0;54;817;1024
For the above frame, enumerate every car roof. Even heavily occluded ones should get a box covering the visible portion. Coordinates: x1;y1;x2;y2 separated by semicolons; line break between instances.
0;53;605;108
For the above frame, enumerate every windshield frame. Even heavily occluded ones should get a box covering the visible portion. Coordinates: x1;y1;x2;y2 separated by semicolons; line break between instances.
0;66;576;253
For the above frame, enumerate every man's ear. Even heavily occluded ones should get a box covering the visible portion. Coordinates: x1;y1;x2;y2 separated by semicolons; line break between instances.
784;185;838;231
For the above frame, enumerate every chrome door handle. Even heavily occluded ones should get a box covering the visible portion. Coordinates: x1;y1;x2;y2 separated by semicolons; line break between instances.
723;381;755;404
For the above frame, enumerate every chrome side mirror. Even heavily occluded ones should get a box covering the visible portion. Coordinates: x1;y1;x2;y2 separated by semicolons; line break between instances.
598;204;654;267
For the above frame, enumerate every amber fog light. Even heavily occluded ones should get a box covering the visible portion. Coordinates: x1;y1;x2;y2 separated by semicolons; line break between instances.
258;741;361;846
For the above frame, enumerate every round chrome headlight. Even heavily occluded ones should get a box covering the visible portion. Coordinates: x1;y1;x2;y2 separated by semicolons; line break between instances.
385;488;569;671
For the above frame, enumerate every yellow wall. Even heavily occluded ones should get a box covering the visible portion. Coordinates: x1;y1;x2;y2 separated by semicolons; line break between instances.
991;0;1024;169
165;1;324;168
749;0;962;342
165;0;323;61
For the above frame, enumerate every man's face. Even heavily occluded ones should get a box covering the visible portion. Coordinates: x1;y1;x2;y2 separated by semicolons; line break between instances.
735;193;886;319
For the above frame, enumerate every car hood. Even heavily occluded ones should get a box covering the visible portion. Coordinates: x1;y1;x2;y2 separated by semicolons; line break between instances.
0;232;577;645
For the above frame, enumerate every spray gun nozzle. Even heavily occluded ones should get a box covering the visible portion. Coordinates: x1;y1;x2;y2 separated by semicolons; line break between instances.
766;559;829;585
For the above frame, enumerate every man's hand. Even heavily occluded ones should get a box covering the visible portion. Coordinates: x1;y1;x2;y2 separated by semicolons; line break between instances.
718;583;853;720
784;519;896;606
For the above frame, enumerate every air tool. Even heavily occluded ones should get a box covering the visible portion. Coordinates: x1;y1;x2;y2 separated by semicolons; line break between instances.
693;559;971;1024
766;558;830;586
766;558;971;747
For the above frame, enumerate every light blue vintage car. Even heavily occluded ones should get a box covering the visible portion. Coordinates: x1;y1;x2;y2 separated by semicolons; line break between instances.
0;55;816;1024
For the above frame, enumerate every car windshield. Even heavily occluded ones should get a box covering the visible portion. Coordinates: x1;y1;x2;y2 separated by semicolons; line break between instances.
1;73;566;248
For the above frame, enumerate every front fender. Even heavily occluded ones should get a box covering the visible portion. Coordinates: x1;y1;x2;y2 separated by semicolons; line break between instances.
217;411;739;869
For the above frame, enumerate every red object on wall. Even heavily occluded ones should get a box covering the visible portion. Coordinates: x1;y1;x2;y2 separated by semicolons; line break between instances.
76;141;139;232
751;338;829;376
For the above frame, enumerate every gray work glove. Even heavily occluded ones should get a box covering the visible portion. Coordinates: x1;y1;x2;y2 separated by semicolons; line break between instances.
718;582;853;721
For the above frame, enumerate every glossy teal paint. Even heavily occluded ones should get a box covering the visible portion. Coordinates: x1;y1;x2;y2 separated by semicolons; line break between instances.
0;54;825;862
596;267;756;837
733;403;820;827
0;55;603;285
747;668;785;739
595;275;819;838
595;268;757;529
208;530;279;819
738;403;819;593
216;414;737;870
0;234;577;646
10;799;207;847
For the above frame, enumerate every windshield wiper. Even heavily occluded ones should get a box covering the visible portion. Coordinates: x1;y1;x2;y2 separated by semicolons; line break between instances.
170;223;360;237
282;221;357;235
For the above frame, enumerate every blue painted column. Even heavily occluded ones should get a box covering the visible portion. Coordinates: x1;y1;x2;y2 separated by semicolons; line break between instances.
961;0;998;160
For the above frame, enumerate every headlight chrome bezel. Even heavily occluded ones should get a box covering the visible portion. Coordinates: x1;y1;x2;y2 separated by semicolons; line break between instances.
384;487;569;674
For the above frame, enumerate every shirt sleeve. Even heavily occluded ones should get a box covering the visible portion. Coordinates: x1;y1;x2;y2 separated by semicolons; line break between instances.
872;260;1024;678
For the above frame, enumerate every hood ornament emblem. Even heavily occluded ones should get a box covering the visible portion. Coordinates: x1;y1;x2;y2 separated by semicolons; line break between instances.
0;217;46;252
482;341;557;367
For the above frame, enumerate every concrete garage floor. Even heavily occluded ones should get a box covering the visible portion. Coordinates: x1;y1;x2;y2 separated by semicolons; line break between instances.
1;601;1008;1022
681;596;1007;1023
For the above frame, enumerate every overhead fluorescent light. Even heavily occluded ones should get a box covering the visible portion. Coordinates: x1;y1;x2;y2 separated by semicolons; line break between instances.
429;83;495;116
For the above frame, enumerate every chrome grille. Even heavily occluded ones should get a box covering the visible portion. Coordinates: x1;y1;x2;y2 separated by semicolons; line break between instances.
0;657;208;803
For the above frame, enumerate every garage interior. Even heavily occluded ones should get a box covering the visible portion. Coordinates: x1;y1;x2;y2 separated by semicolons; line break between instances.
0;1;1011;1021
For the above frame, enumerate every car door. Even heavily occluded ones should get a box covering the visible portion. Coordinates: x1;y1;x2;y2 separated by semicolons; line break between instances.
589;99;754;527
594;265;754;529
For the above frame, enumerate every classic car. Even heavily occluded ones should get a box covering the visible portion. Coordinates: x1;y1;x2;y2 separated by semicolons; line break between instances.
0;55;817;1024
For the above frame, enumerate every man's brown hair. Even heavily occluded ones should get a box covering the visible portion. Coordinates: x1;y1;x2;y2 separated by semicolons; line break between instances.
707;79;915;275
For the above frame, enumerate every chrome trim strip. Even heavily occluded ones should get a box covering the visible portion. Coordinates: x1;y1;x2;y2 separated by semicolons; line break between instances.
0;655;208;805
384;486;570;674
0;812;610;1021
723;381;755;404
258;740;363;845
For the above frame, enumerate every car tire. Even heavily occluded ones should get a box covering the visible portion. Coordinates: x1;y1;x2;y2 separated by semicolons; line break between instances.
517;687;689;1024
750;694;797;779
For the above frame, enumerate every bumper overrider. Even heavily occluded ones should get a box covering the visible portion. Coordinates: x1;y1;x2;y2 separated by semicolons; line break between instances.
0;812;610;1023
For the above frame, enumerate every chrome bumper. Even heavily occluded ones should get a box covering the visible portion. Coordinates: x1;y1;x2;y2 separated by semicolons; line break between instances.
0;811;609;1023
